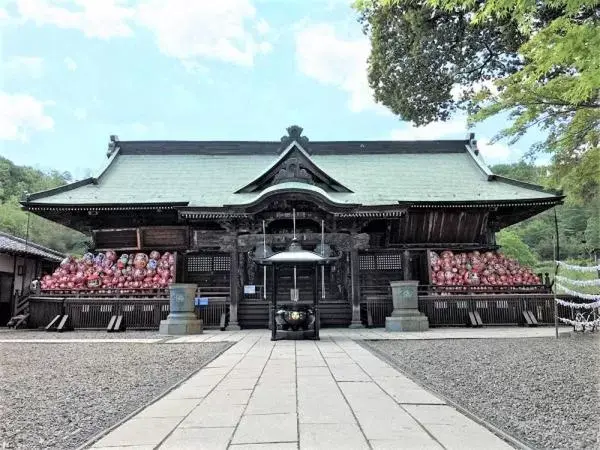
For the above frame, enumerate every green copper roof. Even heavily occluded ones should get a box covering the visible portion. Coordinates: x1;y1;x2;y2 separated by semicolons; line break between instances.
24;138;561;208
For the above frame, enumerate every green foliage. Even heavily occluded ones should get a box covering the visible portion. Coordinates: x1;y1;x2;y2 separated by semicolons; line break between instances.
497;229;538;266
491;162;598;261
0;157;88;255
356;0;600;203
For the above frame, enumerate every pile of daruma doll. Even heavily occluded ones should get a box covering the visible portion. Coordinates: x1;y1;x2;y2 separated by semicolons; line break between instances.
429;250;541;288
41;250;175;292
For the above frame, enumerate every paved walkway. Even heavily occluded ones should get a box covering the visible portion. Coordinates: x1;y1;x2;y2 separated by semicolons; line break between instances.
88;331;520;450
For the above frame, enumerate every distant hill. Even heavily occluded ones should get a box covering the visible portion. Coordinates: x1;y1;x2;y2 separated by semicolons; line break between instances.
0;156;89;255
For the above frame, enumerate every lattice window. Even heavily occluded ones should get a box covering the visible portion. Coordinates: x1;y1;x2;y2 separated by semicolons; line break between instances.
434;301;448;309
162;304;170;312
496;300;509;309
359;255;376;270
376;254;402;270
143;304;153;312
187;255;230;272
82;305;90;313
360;253;402;270
187;256;212;272
457;301;468;309
100;305;112;313
476;301;488;309
123;305;134;312
213;256;231;271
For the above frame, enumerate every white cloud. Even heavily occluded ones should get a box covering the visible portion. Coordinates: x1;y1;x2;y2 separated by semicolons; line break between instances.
73;107;87;120
259;41;273;54
255;18;269;35
451;80;499;101
295;23;382;113
391;118;468;140
0;92;54;141
477;138;520;164
15;0;135;39
64;56;77;71
5;56;44;79
136;0;271;66
13;1;272;68
390;119;522;164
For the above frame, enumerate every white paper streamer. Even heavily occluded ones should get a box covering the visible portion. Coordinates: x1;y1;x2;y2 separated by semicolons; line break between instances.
558;317;600;327
555;276;600;287
556;298;600;309
556;284;600;301
556;261;600;272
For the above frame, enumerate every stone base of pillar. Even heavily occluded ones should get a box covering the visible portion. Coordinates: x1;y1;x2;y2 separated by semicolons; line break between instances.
159;312;203;335
348;321;364;329
385;313;429;332
227;322;241;331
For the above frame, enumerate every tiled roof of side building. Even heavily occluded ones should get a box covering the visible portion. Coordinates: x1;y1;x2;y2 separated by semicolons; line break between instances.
22;138;562;208
0;232;65;261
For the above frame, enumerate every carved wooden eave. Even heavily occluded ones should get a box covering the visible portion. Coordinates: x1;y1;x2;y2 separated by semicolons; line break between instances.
25;203;186;212
234;140;353;194
179;210;250;220
334;209;407;218
402;198;562;209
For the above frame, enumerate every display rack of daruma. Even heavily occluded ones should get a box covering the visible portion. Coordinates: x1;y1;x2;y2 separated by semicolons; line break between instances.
40;250;179;296
427;250;546;294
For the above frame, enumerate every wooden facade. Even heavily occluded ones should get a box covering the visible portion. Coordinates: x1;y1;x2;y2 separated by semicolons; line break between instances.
22;127;563;329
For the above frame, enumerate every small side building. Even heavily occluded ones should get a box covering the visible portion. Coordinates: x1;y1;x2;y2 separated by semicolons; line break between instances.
0;232;64;323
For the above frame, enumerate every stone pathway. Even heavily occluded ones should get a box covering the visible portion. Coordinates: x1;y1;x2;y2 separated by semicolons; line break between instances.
88;332;518;450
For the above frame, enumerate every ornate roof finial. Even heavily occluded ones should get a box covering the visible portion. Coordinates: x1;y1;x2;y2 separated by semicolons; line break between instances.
107;135;120;158
279;125;310;153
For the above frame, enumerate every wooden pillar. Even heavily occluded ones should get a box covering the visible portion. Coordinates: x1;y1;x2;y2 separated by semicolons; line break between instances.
20;256;27;294
403;250;411;281
10;255;17;316
228;242;241;330
349;248;363;328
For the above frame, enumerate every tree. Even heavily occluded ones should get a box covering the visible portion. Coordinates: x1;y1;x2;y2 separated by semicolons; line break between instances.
0;156;87;255
490;162;596;261
497;229;538;267
356;0;600;203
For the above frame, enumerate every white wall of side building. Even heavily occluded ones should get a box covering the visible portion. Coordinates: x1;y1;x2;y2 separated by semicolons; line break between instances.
0;253;40;294
0;253;14;273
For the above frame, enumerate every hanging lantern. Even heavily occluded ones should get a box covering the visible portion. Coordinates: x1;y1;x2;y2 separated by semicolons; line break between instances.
252;243;273;259
315;243;332;257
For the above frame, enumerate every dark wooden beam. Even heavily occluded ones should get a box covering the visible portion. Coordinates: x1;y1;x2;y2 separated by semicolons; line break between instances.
349;247;363;328
228;236;241;330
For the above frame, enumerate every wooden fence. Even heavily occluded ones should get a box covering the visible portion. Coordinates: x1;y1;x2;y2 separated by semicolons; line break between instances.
360;294;576;327
28;296;228;330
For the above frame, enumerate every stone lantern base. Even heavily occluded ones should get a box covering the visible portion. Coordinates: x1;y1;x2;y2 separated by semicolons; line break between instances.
159;284;203;335
385;280;429;332
159;313;203;335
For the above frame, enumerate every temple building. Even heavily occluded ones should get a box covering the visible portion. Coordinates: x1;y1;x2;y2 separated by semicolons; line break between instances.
22;126;563;329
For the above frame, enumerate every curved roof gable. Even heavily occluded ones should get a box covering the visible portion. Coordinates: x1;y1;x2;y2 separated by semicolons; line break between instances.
234;141;353;194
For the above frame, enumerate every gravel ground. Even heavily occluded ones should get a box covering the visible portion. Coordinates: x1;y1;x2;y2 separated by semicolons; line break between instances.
364;334;600;450
0;329;162;340
0;341;230;450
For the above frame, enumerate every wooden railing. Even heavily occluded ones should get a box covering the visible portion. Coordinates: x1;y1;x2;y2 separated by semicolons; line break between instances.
360;293;575;327
418;294;561;326
419;284;551;295
28;296;229;329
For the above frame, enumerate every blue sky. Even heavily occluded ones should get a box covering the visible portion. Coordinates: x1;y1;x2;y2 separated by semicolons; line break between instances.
1;0;544;180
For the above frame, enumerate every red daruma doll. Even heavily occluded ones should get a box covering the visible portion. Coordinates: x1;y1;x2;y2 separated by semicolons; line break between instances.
133;253;149;269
